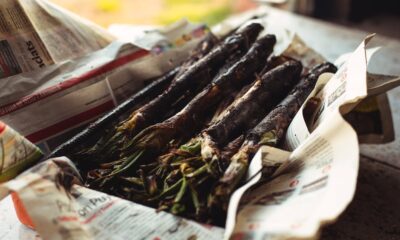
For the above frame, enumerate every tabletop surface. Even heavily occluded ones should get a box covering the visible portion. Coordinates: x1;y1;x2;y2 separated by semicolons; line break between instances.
1;5;400;240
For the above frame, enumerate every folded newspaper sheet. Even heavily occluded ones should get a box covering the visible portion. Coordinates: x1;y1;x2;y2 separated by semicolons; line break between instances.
0;34;391;240
0;121;42;182
0;157;225;240
0;0;114;79
0;16;207;153
224;33;399;240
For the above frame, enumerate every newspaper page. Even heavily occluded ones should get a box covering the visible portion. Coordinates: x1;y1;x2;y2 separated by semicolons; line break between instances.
0;0;113;79
0;121;42;182
283;36;400;148
0;157;224;240
223;36;372;240
0;34;373;240
0;21;207;153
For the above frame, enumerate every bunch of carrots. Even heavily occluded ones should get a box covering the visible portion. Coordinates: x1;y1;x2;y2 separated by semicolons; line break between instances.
76;22;337;226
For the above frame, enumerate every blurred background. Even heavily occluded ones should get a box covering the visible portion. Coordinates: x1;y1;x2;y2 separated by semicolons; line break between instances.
52;0;400;39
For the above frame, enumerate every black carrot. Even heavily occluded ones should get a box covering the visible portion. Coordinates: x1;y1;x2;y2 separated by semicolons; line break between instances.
210;62;337;211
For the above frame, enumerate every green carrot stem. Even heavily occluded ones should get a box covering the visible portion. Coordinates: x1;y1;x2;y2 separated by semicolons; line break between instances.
204;157;221;177
174;177;187;203
189;184;200;214
179;140;202;155
91;150;145;187
150;178;183;201
170;156;202;167
170;177;188;214
100;159;125;169
107;149;145;177
162;170;179;190
119;177;144;186
185;165;208;178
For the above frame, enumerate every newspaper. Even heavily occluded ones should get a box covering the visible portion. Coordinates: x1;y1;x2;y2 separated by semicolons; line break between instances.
0;157;224;240
223;35;372;240
345;72;400;144
0;34;379;240
0;0;114;79
0;17;207;153
0;121;42;182
282;33;400;148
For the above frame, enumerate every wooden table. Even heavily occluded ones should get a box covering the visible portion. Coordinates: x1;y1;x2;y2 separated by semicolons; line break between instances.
1;6;400;240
